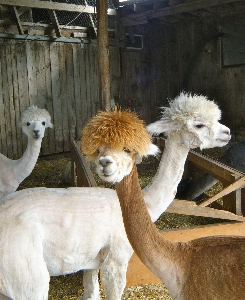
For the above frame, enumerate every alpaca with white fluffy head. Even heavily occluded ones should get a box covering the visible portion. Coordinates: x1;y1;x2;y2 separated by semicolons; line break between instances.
0;106;53;198
0;94;230;300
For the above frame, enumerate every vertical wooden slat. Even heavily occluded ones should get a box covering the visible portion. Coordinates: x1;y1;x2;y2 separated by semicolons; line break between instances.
72;44;83;140
50;42;63;153
2;43;13;158
0;41;7;156
43;41;56;155
16;42;30;155
36;41;50;154
5;42;16;158
83;47;91;124
11;41;22;157
65;43;76;149
26;41;38;106
60;44;69;152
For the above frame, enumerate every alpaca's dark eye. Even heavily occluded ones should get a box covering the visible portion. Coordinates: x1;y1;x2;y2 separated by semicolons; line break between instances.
97;149;100;154
195;124;205;129
27;122;31;126
42;121;46;126
123;147;131;153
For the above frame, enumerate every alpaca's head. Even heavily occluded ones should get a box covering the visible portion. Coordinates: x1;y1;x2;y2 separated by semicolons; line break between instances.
20;106;53;140
81;109;159;183
147;92;231;150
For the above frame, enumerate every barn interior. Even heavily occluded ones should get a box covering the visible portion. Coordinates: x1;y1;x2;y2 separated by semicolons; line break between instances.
1;0;245;299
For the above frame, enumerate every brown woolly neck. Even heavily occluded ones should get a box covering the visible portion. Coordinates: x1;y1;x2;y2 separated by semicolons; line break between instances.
115;163;177;279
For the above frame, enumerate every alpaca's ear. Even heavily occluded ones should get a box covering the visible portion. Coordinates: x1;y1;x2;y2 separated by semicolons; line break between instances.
145;144;160;157
146;119;180;136
45;115;53;128
46;121;54;129
138;144;160;159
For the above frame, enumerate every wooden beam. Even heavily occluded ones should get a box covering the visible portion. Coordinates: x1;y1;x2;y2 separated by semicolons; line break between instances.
0;0;116;15
12;6;24;35
70;141;97;187
167;199;245;221
48;10;61;37
187;150;243;183
198;176;245;208
120;0;243;26
96;0;111;111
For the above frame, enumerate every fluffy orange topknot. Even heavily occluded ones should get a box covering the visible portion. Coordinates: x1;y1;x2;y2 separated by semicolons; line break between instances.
81;109;152;159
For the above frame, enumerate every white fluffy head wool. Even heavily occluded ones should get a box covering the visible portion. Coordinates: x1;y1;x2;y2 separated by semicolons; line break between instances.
162;92;221;126
19;106;53;128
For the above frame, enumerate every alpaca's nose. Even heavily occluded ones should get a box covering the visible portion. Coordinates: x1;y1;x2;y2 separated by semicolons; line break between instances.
33;130;40;135
224;128;230;135
99;157;113;168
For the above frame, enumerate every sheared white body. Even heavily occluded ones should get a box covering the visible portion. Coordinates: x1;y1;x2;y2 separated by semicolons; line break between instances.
0;187;132;300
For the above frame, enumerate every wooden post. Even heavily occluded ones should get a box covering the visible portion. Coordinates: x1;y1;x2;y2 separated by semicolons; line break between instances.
96;0;111;111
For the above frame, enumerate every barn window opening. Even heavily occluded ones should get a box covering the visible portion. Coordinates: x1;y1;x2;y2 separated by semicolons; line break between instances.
125;33;143;50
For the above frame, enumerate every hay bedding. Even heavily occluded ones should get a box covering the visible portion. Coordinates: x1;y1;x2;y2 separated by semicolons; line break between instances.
17;149;226;300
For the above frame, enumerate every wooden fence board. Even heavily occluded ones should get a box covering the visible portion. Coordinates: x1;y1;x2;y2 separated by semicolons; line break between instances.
65;44;76;150
16;42;30;155
72;45;83;140
2;44;13;158
50;42;63;153
60;44;69;152
11;42;22;156
26;41;38;106
43;42;55;155
8;43;19;157
0;43;6;155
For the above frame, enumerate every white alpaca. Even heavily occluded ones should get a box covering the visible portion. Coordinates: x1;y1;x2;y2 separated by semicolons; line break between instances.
0;106;53;198
0;94;230;300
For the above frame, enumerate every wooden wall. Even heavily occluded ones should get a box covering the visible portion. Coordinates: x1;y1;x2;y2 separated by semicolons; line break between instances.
0;39;119;159
121;12;245;141
1;11;245;159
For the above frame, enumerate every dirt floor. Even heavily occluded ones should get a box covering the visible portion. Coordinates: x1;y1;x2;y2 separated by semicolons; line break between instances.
17;149;227;300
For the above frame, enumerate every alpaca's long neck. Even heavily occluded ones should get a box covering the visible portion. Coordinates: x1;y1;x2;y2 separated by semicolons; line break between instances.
115;164;184;291
143;138;189;222
14;138;42;183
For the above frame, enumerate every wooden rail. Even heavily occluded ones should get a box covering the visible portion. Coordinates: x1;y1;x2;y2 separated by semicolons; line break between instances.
70;139;245;221
70;140;97;188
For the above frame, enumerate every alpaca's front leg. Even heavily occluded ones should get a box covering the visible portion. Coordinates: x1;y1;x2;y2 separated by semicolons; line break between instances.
101;261;128;300
78;269;100;300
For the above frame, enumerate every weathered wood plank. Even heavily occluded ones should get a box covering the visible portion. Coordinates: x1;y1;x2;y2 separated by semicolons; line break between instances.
72;44;82;140
0;42;7;156
167;199;245;221
120;0;240;25
187;150;243;183
11;42;22;157
5;42;16;158
2;43;13;158
16;42;31;155
50;42;63;153
0;0;117;15
198;176;245;208
43;42;55;155
65;43;76;149
60;44;70;152
70;140;97;187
